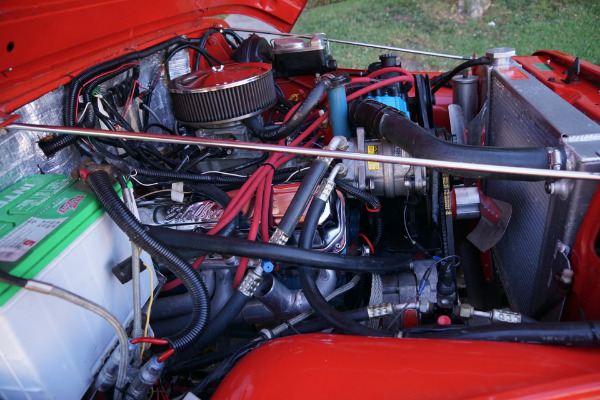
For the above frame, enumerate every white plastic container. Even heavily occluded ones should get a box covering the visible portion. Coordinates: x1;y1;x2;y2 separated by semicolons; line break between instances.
0;213;154;400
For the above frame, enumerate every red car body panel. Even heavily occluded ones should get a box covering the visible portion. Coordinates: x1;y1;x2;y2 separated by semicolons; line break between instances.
0;0;306;114
214;334;600;399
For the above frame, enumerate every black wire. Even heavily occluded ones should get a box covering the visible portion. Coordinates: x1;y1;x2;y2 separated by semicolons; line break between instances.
430;57;491;94
144;123;175;135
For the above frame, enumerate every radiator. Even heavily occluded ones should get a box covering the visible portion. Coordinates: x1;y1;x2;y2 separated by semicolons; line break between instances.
485;65;600;316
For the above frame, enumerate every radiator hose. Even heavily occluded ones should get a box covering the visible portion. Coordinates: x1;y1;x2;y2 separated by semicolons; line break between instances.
86;170;210;351
349;98;559;180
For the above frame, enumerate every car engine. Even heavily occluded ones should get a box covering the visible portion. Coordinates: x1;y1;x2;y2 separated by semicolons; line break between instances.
1;16;600;400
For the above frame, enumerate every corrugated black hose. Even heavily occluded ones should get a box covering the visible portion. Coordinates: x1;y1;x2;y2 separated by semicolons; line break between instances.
86;170;209;351
334;178;383;247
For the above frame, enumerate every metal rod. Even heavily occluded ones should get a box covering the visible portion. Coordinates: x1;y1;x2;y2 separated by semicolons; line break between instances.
6;123;600;181
228;27;470;60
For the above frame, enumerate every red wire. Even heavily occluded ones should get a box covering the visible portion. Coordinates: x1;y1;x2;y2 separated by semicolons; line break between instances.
233;181;265;288
366;67;414;81
261;169;274;242
136;79;148;90
357;233;375;255
121;79;138;117
131;337;169;345
74;60;140;123
157;348;176;363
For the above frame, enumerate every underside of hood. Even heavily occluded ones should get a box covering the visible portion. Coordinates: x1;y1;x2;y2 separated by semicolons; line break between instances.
0;0;307;114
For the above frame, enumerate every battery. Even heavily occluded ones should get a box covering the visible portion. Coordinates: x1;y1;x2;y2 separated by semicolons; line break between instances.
0;175;154;400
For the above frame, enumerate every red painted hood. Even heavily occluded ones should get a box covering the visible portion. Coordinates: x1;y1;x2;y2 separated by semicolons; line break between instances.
0;0;307;114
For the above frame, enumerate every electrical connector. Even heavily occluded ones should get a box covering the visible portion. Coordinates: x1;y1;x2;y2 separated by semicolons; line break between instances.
125;356;164;400
94;341;136;392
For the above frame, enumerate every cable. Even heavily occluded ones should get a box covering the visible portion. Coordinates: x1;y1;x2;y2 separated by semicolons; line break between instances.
140;264;155;360
430;57;491;94
0;270;129;400
131;337;169;345
233;181;264;288
142;103;161;125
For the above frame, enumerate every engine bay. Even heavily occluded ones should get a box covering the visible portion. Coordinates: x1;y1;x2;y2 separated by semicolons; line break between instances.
1;16;600;400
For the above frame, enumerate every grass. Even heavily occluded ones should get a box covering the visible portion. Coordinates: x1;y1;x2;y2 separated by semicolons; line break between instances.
292;0;600;71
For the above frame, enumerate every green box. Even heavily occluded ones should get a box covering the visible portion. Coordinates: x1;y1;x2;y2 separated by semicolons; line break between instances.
0;175;107;305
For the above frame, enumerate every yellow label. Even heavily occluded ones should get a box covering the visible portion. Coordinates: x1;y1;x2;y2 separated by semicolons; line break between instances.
442;175;452;215
367;145;379;170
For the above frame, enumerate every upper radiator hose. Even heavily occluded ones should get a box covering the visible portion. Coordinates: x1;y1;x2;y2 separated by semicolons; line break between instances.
349;98;560;180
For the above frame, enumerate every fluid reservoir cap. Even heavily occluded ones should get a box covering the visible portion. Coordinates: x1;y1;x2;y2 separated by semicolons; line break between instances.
262;261;274;273
273;35;326;54
170;63;272;93
486;47;516;66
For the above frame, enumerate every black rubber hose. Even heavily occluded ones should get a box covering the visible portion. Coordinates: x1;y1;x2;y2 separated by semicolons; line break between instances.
170;290;251;365
334;178;383;246
279;307;371;336
430;57;491;94
186;183;238;238
244;76;334;141
404;321;600;346
350;98;558;180
297;197;394;337
147;226;413;273
86;171;209;351
277;159;329;237
132;166;306;186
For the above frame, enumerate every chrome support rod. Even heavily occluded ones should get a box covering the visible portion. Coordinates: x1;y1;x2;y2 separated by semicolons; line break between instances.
227;27;470;60
6;122;600;181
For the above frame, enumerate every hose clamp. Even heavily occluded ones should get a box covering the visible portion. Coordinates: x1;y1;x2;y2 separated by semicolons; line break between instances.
269;228;290;245
238;270;263;297
316;178;336;202
367;302;394;318
491;309;522;324
25;280;53;294
318;136;349;165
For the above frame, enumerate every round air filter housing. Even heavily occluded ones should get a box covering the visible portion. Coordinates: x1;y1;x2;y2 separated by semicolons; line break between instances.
168;62;276;126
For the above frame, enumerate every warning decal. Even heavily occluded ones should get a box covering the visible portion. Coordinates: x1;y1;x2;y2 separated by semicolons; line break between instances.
367;145;380;170
0;217;66;262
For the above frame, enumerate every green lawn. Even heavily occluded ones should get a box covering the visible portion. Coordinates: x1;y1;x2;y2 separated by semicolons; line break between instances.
292;0;600;71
